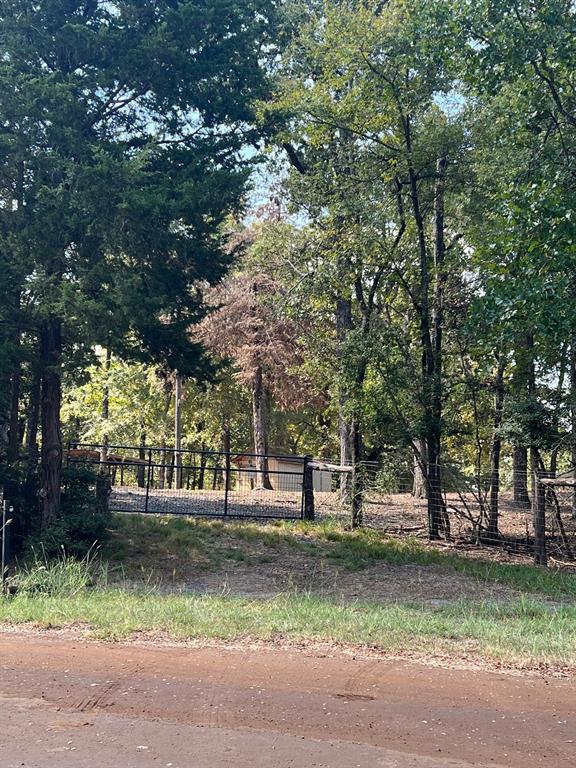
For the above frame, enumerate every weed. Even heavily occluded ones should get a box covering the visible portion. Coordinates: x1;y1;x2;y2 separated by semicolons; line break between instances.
10;546;100;596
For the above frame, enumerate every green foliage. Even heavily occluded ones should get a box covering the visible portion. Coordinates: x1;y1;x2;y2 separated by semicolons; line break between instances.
26;466;111;559
500;397;559;451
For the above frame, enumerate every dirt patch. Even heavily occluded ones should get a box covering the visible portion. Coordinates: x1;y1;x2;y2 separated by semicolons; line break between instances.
0;632;574;768
111;543;521;604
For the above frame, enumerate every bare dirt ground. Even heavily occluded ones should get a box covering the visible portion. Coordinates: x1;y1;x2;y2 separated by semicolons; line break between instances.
175;553;521;603
110;523;523;603
0;631;574;768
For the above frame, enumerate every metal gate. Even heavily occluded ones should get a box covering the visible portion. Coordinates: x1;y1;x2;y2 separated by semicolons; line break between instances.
67;443;309;520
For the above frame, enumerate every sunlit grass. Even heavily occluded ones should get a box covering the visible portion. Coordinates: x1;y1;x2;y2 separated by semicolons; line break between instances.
1;587;575;668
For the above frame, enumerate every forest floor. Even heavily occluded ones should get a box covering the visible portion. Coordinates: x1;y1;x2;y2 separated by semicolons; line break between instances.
1;514;575;671
2;631;574;767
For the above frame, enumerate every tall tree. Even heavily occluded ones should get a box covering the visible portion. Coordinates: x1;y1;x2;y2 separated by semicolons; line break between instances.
0;0;278;526
266;0;466;533
197;262;312;488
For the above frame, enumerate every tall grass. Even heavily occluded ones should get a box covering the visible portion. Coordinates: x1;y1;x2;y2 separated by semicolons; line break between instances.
10;547;102;596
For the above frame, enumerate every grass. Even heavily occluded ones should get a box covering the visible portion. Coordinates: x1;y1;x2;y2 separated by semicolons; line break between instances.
103;514;576;599
2;514;576;670
1;586;575;669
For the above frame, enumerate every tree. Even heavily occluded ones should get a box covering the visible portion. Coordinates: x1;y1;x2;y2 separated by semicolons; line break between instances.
197;256;312;488
0;0;278;527
460;0;576;503
265;0;467;533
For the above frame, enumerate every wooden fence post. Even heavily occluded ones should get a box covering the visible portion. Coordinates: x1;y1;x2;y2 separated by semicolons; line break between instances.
303;457;315;521
534;470;551;567
351;463;363;528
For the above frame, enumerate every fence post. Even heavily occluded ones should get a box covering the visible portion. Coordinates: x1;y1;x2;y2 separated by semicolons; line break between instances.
1;500;13;593
351;462;363;528
144;448;153;514
534;470;550;567
224;449;231;516
303;456;315;521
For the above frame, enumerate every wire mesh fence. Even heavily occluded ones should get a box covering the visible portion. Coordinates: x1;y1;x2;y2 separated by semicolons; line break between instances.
67;442;576;563
67;443;308;520
537;472;576;564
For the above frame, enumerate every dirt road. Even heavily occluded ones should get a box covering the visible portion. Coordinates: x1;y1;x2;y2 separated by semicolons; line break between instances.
0;632;574;768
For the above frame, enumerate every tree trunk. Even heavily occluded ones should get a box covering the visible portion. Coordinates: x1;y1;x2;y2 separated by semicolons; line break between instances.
533;471;549;567
100;346;111;462
137;425;146;488
350;417;363;527
251;365;272;490
25;371;41;477
158;388;172;490
159;439;166;489
40;317;63;529
405;129;447;540
512;447;530;506
174;374;183;490
336;296;354;501
487;358;506;542
571;338;576;518
7;365;21;463
526;332;538;512
198;443;207;490
426;155;449;540
412;439;427;499
223;425;231;492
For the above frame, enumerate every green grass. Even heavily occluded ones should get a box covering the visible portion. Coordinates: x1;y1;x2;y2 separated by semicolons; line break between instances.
3;521;576;669
1;588;575;668
320;527;576;598
103;514;576;599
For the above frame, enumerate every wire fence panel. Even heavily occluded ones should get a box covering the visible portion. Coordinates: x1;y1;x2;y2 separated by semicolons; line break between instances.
66;443;576;562
67;443;306;520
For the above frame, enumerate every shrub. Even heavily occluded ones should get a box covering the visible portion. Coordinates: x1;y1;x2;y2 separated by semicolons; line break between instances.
26;465;111;559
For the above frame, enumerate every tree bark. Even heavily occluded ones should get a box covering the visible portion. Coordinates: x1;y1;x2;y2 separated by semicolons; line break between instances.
137;424;146;488
427;155;450;540
404;125;447;539
533;471;549;567
40;317;63;529
25;371;41;477
100;346;111;462
412;439;427;499
174;373;184;490
7;365;21;463
350;416;363;527
336;296;354;501
487;358;506;541
512;447;530;506
251;365;272;490
571;338;576;518
158;388;172;489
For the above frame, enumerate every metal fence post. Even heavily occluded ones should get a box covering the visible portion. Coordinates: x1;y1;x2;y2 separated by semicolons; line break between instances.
302;456;315;521
144;448;153;514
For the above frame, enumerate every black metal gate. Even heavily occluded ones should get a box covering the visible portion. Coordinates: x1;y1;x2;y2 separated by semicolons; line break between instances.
67;443;309;520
